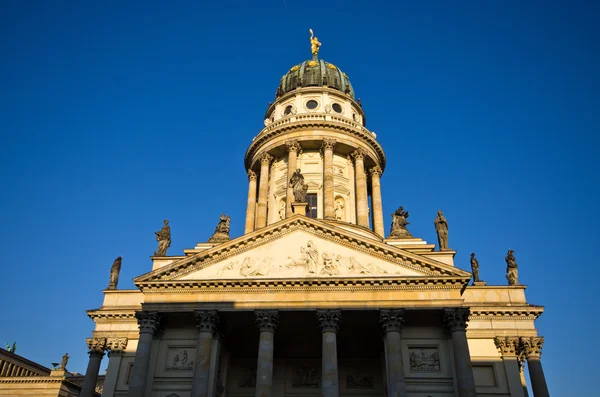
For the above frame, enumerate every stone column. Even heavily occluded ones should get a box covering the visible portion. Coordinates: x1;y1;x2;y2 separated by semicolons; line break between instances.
518;352;530;397
322;139;336;220
369;166;384;237
191;310;219;397
494;337;525;397
256;153;273;228
443;308;477;397
286;140;301;217
102;338;128;397
255;310;279;397
128;311;160;397
352;149;369;228
521;337;549;397
80;338;107;397
379;309;408;397
245;170;258;234
316;309;342;397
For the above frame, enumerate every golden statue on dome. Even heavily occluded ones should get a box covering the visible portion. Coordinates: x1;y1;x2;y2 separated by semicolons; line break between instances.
309;29;321;58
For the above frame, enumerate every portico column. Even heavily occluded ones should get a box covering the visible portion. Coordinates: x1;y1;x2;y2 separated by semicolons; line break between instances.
316;309;342;397
81;338;107;397
191;310;219;397
521;337;549;397
245;170;258;233
102;338;128;397
494;337;525;397
444;308;477;397
286;140;301;217
352;149;369;228
255;310;279;397
256;153;273;228
379;309;408;397
322;139;336;220
518;353;530;397
369;166;384;237
128;311;160;397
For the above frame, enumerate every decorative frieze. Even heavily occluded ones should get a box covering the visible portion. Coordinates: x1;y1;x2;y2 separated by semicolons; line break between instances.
316;309;342;333
346;368;374;389
379;309;405;333
165;348;194;371
135;311;161;334
443;308;470;333
408;347;441;372
255;310;279;333
292;366;320;388
194;310;219;334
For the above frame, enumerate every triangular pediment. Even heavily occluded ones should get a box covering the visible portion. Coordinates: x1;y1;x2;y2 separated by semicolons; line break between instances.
135;216;471;285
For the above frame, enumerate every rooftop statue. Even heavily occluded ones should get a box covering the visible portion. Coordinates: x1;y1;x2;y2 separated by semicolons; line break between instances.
470;253;481;284
5;342;16;353
505;249;519;285
154;219;171;256
290;169;309;203
59;353;69;370
434;210;449;250
208;214;231;243
389;206;412;238
107;256;122;290
309;28;321;58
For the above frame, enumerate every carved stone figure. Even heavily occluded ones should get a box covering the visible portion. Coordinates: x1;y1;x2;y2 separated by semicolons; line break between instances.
389;206;412;238
320;252;340;276
309;28;321;57
505;249;519;285
334;200;344;220
290;169;309;203
287;240;319;273
434;210;449;250
59;353;69;370
154;220;171;256
208;214;231;243
470;253;480;283
107;256;122;290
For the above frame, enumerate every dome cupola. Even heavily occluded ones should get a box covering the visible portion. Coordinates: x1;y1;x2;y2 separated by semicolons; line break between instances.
276;59;355;99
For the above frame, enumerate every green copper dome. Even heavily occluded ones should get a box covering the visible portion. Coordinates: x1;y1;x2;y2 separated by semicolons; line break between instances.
275;59;355;99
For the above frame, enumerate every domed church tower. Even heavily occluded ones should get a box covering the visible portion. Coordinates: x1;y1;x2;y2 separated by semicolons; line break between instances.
82;31;548;397
244;31;385;236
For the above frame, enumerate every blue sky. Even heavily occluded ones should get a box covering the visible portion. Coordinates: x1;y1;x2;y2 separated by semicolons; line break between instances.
1;0;598;394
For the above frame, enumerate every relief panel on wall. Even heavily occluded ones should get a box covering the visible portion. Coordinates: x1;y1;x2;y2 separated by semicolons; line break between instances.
408;347;441;372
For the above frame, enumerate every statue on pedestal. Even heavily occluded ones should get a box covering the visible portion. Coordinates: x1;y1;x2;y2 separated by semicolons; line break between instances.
290;169;308;203
505;249;519;285
107;256;122;290
434;210;449;250
208;214;231;243
154;220;171;256
389;206;412;238
470;253;480;283
59;353;69;370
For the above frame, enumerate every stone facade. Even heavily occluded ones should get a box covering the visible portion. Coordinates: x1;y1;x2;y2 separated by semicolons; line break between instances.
83;42;548;397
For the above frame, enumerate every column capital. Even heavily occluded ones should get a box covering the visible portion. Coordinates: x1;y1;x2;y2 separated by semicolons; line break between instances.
259;152;274;165
286;140;302;153
86;337;107;356
195;310;219;334
248;170;257;181
316;309;342;333
106;337;128;355
135;311;161;335
369;165;383;177
379;309;405;333
321;138;336;151
443;308;470;333
351;148;366;161
520;336;544;359
255;310;279;333
494;336;520;357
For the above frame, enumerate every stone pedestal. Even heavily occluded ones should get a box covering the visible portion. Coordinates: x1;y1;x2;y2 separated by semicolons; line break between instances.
380;309;408;397
128;312;160;397
255;310;279;397
191;310;219;397
444;308;477;397
292;202;308;215
317;310;341;397
472;281;488;286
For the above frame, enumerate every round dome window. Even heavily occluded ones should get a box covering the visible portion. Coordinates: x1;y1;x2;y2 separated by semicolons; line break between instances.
306;100;319;109
332;103;342;113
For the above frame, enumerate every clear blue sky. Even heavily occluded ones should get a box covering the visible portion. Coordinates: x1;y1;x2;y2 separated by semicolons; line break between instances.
1;1;597;394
